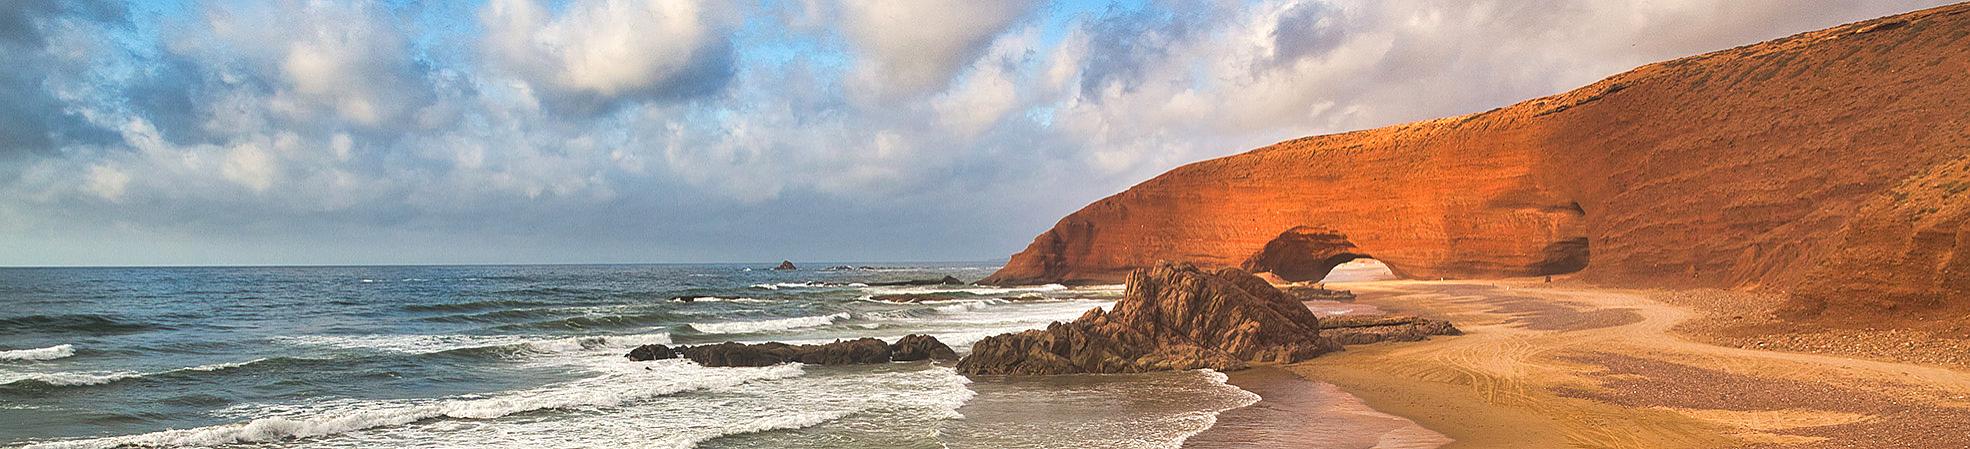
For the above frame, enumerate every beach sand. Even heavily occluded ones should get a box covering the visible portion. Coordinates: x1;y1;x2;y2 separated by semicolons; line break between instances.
1225;278;1970;448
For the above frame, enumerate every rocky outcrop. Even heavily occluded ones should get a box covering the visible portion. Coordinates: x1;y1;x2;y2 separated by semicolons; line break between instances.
890;334;959;362
626;335;956;367
981;5;1970;327
957;262;1340;375
1320;316;1462;345
627;344;679;361
1282;286;1356;302
773;260;797;271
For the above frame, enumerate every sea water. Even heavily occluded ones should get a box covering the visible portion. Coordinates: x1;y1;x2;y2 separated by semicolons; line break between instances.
0;264;1267;448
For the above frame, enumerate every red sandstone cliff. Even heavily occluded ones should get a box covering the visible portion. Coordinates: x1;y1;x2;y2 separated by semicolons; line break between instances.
984;4;1970;326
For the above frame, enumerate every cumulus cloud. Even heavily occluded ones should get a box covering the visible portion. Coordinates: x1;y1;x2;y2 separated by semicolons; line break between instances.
0;0;1954;265
480;0;735;113
838;0;1037;101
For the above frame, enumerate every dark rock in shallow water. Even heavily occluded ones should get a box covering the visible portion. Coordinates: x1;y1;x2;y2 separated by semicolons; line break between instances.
626;344;679;361
1319;315;1461;345
774;260;798;270
637;335;954;367
957;262;1341;375
796;338;892;365
890;334;959;361
1282;286;1356;302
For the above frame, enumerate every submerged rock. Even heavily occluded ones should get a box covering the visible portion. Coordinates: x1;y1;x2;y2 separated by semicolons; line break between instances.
773;260;798;270
629;335;956;367
957;262;1341;375
626;344;679;361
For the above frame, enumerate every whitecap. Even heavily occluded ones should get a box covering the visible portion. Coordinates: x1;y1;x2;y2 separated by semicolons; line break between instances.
688;313;849;334
671;296;773;303
0;344;75;361
0;371;143;387
865;283;1070;296
270;333;671;356
747;282;852;290
183;358;269;372
931;299;1011;314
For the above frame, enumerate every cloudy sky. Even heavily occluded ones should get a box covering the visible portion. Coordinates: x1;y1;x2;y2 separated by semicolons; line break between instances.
0;0;1948;266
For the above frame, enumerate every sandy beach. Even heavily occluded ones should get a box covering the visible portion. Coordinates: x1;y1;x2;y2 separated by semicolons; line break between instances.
1217;278;1970;449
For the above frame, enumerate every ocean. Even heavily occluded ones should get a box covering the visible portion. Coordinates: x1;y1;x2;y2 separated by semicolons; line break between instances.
0;263;1267;448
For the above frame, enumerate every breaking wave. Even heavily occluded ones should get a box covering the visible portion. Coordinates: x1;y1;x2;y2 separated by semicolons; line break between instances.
0;344;75;361
687;313;850;334
23;362;805;449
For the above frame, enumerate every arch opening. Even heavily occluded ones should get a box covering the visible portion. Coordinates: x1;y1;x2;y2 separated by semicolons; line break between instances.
1323;258;1399;282
1241;227;1387;282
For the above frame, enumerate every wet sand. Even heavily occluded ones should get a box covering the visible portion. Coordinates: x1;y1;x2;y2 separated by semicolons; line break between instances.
1275;278;1970;448
1185;367;1448;449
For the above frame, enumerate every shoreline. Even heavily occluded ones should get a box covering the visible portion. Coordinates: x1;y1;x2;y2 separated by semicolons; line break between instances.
1184;366;1449;449
1252;278;1970;448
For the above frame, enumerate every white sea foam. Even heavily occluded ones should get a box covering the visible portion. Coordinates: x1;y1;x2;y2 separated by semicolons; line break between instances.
931;298;1011;314
0;371;143;387
0;357;289;388
1165;369;1267;449
865;283;1070;296
672;296;773;303
746;282;844;290
688;313;849;334
0;344;75;361
182;358;268;372
25;361;805;449
270;333;671;356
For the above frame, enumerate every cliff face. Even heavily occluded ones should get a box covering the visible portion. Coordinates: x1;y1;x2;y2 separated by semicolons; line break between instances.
984;5;1970;325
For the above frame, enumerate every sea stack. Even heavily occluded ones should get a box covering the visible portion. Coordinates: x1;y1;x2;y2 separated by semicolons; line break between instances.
957;262;1340;375
773;260;797;271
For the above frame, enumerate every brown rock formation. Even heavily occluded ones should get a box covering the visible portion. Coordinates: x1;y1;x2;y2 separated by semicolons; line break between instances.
627;335;955;367
1320;315;1462;345
957;262;1340;375
1281;286;1356;302
889;334;960;362
983;5;1970;327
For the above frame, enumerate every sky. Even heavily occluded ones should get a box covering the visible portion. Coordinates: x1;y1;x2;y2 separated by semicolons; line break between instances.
0;0;1951;266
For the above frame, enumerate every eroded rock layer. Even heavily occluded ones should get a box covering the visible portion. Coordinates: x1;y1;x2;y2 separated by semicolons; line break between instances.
1320;315;1462;346
626;335;957;367
983;5;1970;326
957;262;1340;375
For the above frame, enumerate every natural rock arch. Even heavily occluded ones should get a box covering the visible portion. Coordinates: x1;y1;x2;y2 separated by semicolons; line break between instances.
1240;227;1403;282
982;6;1970;327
